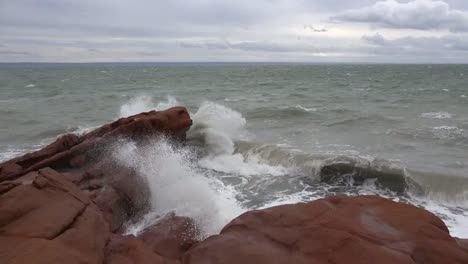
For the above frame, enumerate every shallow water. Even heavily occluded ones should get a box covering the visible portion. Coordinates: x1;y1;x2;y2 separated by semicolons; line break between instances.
1;63;467;237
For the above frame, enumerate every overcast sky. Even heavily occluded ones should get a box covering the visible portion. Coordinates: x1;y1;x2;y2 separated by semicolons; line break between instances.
1;0;468;63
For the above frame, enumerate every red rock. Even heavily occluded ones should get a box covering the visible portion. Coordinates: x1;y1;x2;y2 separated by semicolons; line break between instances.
138;213;200;259
0;162;23;176
105;234;178;264
68;154;87;168
0;107;192;181
456;238;468;251
0;168;110;264
0;181;20;194
61;171;84;184
81;160;149;216
91;186;130;232
184;195;468;264
0;169;88;238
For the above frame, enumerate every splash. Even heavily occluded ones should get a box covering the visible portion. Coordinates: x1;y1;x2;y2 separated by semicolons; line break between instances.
188;101;287;176
115;137;243;237
119;95;179;117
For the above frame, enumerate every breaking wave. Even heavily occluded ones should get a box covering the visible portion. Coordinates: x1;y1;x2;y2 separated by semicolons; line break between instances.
98;95;468;238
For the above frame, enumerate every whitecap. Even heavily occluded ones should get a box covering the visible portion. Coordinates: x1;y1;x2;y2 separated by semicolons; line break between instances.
188;101;287;176
420;112;453;119
295;104;317;112
24;84;35;88
432;126;465;139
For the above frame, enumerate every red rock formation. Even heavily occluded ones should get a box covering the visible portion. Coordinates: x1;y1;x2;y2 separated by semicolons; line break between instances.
0;107;194;264
138;213;200;259
0;168;110;264
0;167;185;264
183;195;468;264
0;107;192;181
105;234;178;264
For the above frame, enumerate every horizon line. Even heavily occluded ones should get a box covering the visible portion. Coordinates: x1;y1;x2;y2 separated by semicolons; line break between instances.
1;61;468;65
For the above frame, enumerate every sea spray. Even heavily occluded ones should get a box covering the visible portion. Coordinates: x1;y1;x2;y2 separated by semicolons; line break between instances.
115;137;243;237
119;95;179;117
188;101;288;176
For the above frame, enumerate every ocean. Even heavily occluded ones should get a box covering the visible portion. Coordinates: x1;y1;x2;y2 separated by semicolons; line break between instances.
1;63;467;237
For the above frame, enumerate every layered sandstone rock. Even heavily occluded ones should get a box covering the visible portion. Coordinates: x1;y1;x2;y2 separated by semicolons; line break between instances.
183;195;468;264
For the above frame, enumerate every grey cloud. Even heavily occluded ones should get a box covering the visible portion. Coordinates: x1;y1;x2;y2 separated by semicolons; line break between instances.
362;33;468;51
304;25;329;33
0;50;38;57
361;33;386;45
0;0;275;39
180;41;315;53
332;0;468;32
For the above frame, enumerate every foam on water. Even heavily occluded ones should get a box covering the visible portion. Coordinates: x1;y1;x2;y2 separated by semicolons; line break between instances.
188;101;287;176
295;104;317;112
420;112;453;119
432;126;466;139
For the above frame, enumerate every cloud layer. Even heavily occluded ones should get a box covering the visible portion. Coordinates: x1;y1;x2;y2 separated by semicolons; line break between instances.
333;0;468;32
1;0;468;62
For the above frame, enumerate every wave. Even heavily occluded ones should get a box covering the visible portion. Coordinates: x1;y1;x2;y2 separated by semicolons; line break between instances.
386;126;467;146
420;112;453;119
188;101;287;176
3;95;467;238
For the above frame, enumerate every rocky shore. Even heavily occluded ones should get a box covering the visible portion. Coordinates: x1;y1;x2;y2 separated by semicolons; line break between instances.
1;107;467;264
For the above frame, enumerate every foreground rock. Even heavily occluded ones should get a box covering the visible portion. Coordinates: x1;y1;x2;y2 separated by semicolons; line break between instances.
1;107;467;264
183;195;468;264
0;168;110;263
0;107;195;264
138;213;200;259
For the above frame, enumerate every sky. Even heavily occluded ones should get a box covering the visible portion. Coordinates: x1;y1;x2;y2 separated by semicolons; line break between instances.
1;0;468;63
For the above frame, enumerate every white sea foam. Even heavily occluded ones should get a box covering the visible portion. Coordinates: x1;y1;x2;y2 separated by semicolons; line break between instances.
461;95;467;98
432;126;465;139
295;104;317;112
24;84;35;88
0;147;26;162
188;101;287;176
420;112;453;119
119;95;179;117
67;125;97;136
116;138;244;237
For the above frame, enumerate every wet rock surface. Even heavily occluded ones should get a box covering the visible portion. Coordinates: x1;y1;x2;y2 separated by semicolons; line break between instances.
1;107;466;264
183;195;468;264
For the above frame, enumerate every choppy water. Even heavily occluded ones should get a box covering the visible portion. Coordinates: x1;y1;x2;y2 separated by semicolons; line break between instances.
1;63;467;237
